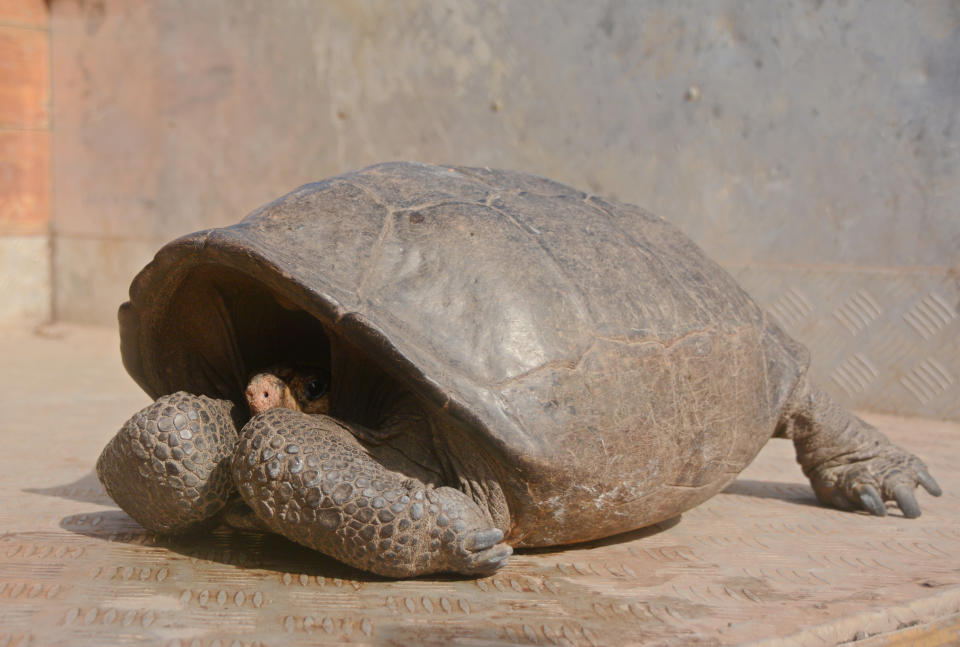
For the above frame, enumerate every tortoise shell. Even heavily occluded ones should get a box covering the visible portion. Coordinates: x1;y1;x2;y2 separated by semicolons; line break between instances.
119;162;806;546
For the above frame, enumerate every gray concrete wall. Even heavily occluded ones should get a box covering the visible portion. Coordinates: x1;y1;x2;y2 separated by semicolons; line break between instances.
51;0;960;419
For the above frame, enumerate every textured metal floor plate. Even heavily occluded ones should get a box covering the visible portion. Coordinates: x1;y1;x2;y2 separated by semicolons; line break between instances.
732;266;960;421
1;326;958;646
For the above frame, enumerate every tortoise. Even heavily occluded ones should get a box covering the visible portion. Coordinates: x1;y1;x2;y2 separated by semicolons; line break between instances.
97;161;941;578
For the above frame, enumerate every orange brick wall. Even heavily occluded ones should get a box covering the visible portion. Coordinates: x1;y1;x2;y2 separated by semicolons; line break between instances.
0;0;49;234
0;0;50;322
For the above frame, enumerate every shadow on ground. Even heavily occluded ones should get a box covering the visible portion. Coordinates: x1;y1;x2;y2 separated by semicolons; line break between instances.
58;508;383;581
57;508;684;581
722;478;921;519
56;503;682;581
25;471;113;506
722;478;820;506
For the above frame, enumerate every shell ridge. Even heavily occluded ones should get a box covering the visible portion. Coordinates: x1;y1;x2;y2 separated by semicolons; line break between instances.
594;328;719;348
584;194;666;224
584;196;713;329
401;199;491;213
448;166;497;188
486;345;595;390
453;165;586;199
354;201;396;302
337;178;390;207
483;202;596;332
239;180;335;224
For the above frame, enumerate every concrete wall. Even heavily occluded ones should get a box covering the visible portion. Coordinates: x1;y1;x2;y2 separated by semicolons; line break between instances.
0;0;50;323
50;0;959;419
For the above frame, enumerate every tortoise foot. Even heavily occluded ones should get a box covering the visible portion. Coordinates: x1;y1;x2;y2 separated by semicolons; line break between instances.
422;486;513;576
96;392;240;533
809;444;941;518
234;408;511;577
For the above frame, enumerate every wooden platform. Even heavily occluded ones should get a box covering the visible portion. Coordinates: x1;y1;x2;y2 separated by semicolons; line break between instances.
1;325;957;646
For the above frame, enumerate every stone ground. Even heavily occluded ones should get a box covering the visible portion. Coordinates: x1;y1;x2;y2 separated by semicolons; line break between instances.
0;324;957;646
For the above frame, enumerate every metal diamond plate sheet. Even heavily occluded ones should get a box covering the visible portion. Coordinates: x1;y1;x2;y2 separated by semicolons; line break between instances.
1;325;958;646
731;267;960;422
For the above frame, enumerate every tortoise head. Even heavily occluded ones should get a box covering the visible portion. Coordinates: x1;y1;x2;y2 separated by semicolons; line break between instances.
245;364;331;415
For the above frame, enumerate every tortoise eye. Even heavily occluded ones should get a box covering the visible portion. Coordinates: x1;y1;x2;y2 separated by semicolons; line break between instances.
303;378;328;400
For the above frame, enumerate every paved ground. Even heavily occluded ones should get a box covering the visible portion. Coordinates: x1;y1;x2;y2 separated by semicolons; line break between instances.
0;324;957;646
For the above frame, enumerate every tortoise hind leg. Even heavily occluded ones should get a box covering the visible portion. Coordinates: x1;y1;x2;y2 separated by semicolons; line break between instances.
776;375;941;518
233;407;512;577
96;392;241;533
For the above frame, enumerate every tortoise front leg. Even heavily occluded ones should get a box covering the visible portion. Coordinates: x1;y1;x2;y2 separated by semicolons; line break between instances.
96;393;240;533
233;407;512;577
778;376;941;518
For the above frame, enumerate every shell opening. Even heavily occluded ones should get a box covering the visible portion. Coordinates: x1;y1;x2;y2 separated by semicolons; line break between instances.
128;263;331;411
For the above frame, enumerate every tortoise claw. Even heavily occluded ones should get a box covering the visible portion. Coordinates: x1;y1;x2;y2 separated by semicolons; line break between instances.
918;470;942;497
461;528;511;575
892;483;921;519
465;528;504;552
857;484;886;517
464;543;513;575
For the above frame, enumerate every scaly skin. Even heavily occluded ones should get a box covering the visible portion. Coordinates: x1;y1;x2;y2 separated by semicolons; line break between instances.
779;376;941;518
96;393;239;533
97;386;511;576
233;407;511;577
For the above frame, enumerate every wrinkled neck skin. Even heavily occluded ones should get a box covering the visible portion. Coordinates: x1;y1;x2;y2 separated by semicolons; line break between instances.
327;338;511;535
